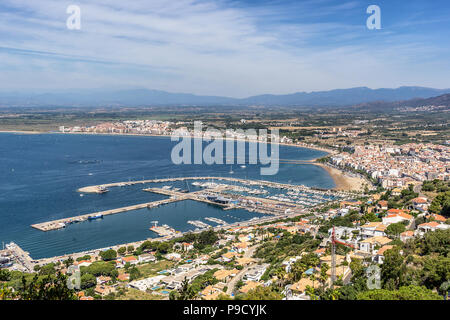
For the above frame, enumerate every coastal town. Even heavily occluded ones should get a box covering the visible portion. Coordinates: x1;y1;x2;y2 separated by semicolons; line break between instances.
1;175;449;300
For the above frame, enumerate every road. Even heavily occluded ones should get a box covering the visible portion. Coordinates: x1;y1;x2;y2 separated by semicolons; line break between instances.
226;245;260;296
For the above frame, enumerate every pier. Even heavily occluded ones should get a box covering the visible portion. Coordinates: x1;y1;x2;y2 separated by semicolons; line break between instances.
77;176;354;198
31;198;182;232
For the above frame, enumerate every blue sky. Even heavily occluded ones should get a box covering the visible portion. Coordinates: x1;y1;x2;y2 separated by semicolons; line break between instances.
0;0;449;97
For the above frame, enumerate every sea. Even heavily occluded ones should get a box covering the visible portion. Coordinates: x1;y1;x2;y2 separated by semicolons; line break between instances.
0;133;334;259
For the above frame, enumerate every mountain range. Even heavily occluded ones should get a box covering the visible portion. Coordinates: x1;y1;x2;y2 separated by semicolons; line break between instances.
0;86;449;108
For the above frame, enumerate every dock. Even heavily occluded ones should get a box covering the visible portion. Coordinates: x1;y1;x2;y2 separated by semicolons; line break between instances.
31;198;182;232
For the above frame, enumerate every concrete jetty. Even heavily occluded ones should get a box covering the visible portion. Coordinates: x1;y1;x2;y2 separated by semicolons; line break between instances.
31;198;182;232
77;176;353;198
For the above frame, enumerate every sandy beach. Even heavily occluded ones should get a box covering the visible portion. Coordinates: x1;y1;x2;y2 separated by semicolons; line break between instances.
315;162;368;192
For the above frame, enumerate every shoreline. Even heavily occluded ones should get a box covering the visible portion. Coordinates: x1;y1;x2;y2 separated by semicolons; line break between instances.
0;129;363;191
315;162;368;192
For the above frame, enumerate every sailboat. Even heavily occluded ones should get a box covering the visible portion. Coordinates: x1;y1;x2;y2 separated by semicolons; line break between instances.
229;165;234;174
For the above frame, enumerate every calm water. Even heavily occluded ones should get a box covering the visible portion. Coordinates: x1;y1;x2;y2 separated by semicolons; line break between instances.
0;133;334;259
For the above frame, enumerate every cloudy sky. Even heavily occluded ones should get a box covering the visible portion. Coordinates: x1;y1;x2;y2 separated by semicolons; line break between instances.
0;0;449;97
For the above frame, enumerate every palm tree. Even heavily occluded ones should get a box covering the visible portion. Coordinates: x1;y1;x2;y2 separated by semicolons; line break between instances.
274;267;286;288
178;277;196;300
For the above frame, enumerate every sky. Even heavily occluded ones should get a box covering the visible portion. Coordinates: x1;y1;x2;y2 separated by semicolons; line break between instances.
0;0;450;97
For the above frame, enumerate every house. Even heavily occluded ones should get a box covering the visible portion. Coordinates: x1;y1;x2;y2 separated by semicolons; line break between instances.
382;210;414;226
411;197;429;212
243;264;269;282
200;284;228;300
320;255;346;268
338;208;350;217
94;285;115;296
400;231;415;242
96;276;111;285
376;200;388;212
391;188;402;196
221;251;241;262
314;248;326;256
75;260;92;268
430;214;447;223
182;243;194;251
290;278;320;294
328;226;358;240
117;273;130;282
164;252;182;261
239;281;262;294
282;256;302;273
233;242;249;253
213;269;239;283
129;275;166;291
138;253;156;263
416;221;450;236
121;256;138;265
373;245;394;264
79;296;94;301
359;222;387;239
236;257;256;266
359;236;392;254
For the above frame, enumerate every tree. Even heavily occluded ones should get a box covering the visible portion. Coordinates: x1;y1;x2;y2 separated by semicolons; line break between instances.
0;269;11;281
0;283;14;300
172;277;196;300
381;247;406;290
319;263;329;287
129;266;141;281
63;257;74;268
39;263;56;276
19;272;77;300
100;249;117;261
357;285;443;300
80;273;97;289
127;245;134;253
244;286;282;300
439;281;450;300
117;247;126;256
216;293;232;300
386;222;406;238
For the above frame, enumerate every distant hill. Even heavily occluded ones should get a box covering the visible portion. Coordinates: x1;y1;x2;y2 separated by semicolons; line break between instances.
352;93;450;111
0;86;449;107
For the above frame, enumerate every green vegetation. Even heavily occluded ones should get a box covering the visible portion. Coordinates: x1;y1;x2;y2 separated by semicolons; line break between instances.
357;285;443;300
429;191;450;217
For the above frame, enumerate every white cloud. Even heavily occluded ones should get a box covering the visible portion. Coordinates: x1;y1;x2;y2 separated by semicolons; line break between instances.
0;0;449;96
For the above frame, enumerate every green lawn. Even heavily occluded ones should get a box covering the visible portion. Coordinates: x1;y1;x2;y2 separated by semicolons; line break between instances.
136;260;175;279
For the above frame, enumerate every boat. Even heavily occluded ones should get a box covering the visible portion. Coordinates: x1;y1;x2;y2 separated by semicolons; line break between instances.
240;165;246;169
88;214;103;220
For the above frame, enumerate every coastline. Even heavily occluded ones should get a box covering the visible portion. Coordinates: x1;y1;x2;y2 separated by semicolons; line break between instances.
0;129;362;191
315;162;368;192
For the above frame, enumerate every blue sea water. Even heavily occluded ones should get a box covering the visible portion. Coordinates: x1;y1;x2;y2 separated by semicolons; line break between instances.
0;133;334;259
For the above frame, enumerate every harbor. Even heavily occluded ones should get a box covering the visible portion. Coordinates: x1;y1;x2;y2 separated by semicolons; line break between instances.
32;176;352;233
